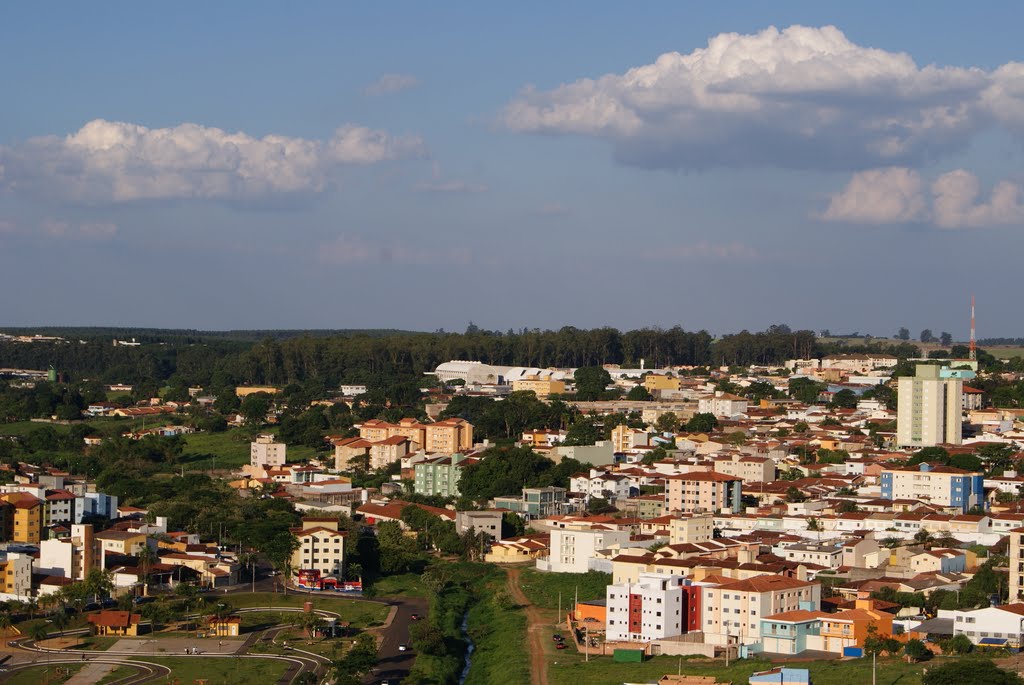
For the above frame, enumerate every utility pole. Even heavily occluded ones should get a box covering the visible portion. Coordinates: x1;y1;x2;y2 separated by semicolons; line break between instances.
872;650;876;685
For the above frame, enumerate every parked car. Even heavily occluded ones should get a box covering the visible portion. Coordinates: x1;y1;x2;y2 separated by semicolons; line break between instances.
552;634;564;641
398;643;409;652
555;643;567;650
410;613;420;621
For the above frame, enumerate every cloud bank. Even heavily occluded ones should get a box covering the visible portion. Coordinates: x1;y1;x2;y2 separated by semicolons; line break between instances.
503;25;1024;171
0;119;427;204
823;167;1024;228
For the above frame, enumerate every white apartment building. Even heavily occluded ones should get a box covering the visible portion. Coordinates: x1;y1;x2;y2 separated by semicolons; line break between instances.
290;517;347;579
606;573;691;642
880;463;984;513
710;455;776;484
948;604;1024;646
537;525;644;573
697;392;749;418
897;365;964;447
251;435;287;468
37;524;98;581
773;541;844;569
569;470;632;501
702;575;821;646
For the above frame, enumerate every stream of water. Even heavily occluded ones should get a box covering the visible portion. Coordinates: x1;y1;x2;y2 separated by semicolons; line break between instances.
458;611;475;684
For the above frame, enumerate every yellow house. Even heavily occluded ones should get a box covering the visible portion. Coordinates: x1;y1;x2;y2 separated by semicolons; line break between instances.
643;374;681;392
88;611;142;637
95;530;149;556
483;535;549;564
0;493;43;544
207;616;242;637
512;376;567;399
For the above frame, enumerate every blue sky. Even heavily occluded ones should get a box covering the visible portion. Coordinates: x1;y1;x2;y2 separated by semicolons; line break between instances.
1;2;1022;337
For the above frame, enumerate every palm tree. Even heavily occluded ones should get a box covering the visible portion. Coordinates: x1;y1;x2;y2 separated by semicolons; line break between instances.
137;544;157;597
0;612;12;647
30;622;49;645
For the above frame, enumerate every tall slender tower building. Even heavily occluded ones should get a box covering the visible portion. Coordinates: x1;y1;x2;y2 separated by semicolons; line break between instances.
897;364;964;447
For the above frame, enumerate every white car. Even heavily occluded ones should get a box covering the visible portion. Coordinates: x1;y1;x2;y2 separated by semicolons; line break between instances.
398;643;408;652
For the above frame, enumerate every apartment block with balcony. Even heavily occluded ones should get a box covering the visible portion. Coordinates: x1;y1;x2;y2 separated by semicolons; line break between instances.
880;462;983;512
290;517;347;580
606;573;701;642
414;454;477;498
897;364;966;447
664;472;742;514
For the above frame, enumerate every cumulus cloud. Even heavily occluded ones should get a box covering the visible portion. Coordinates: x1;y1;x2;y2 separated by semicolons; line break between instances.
821;167;1024;228
317;235;472;266
0;119;426;204
821;167;927;223
646;241;759;261
932;169;1024;228
364;73;420;96
503;25;1024;170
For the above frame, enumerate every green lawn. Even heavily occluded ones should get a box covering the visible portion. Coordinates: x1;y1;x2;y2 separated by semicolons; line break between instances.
518;568;610;610
5;663;84;685
366;573;430;599
181;429;319;470
464;568;530;685
547;654;929;685
227;592;389;626
137;656;289;684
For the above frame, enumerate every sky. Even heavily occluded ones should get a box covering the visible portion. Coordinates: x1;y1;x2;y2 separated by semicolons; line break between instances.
1;2;1023;338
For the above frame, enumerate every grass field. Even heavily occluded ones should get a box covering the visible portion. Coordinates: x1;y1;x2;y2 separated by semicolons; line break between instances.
517;568;611;611
464;567;530;685
96;665;138;683
5;664;84;685
181;429;318;470
547;653;928;685
366;572;430;598
137;656;289;684
227;592;389;626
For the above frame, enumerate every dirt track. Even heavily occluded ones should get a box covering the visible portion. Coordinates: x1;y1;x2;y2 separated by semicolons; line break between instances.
506;567;548;685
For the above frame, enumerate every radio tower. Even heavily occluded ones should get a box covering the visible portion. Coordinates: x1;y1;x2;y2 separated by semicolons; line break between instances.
969;295;977;361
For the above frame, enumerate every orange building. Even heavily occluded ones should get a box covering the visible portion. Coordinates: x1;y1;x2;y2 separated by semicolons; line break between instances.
820;599;893;653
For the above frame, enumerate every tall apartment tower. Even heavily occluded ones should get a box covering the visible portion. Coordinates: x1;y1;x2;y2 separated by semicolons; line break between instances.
897;364;963;447
1011;526;1024;602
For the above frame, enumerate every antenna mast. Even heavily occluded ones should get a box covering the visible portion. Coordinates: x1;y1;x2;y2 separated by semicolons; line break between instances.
969;295;976;361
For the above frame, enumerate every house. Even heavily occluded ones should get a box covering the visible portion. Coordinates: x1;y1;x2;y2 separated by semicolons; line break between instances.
484;534;550;564
748;668;811;685
491;487;567;519
949;603;1024;647
207;616;242;637
819;600;894;653
698;392;748;418
455;510;503;541
88;611;142;637
759;609;826;655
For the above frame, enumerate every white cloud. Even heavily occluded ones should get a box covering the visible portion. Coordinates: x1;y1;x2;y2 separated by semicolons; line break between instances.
317;235;471;266
0;119;426;204
647;241;758;261
821;167;926;224
502;25;1022;170
821;167;1024;228
364;73;420;96
41;218;118;240
414;180;488;193
932;169;1024;228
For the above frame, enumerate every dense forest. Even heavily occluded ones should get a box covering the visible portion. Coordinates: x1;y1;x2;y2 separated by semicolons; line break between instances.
0;324;924;390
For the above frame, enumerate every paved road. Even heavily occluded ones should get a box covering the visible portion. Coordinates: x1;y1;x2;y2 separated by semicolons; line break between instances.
364;596;428;685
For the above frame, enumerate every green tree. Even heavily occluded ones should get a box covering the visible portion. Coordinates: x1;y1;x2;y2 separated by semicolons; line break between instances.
903;638;931;661
685;413;719;433
920;329;935;343
654;412;679;433
922;660;1024;685
785;486;807;503
897;327;910;341
240;393;272;426
573;367;612;401
626;385;651;401
564;418;601;446
944;633;974;655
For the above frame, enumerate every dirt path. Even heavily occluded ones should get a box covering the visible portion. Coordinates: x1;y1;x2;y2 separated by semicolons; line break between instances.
506;567;549;685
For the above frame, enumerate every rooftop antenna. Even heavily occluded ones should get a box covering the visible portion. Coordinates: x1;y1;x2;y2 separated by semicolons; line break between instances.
969;295;977;361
